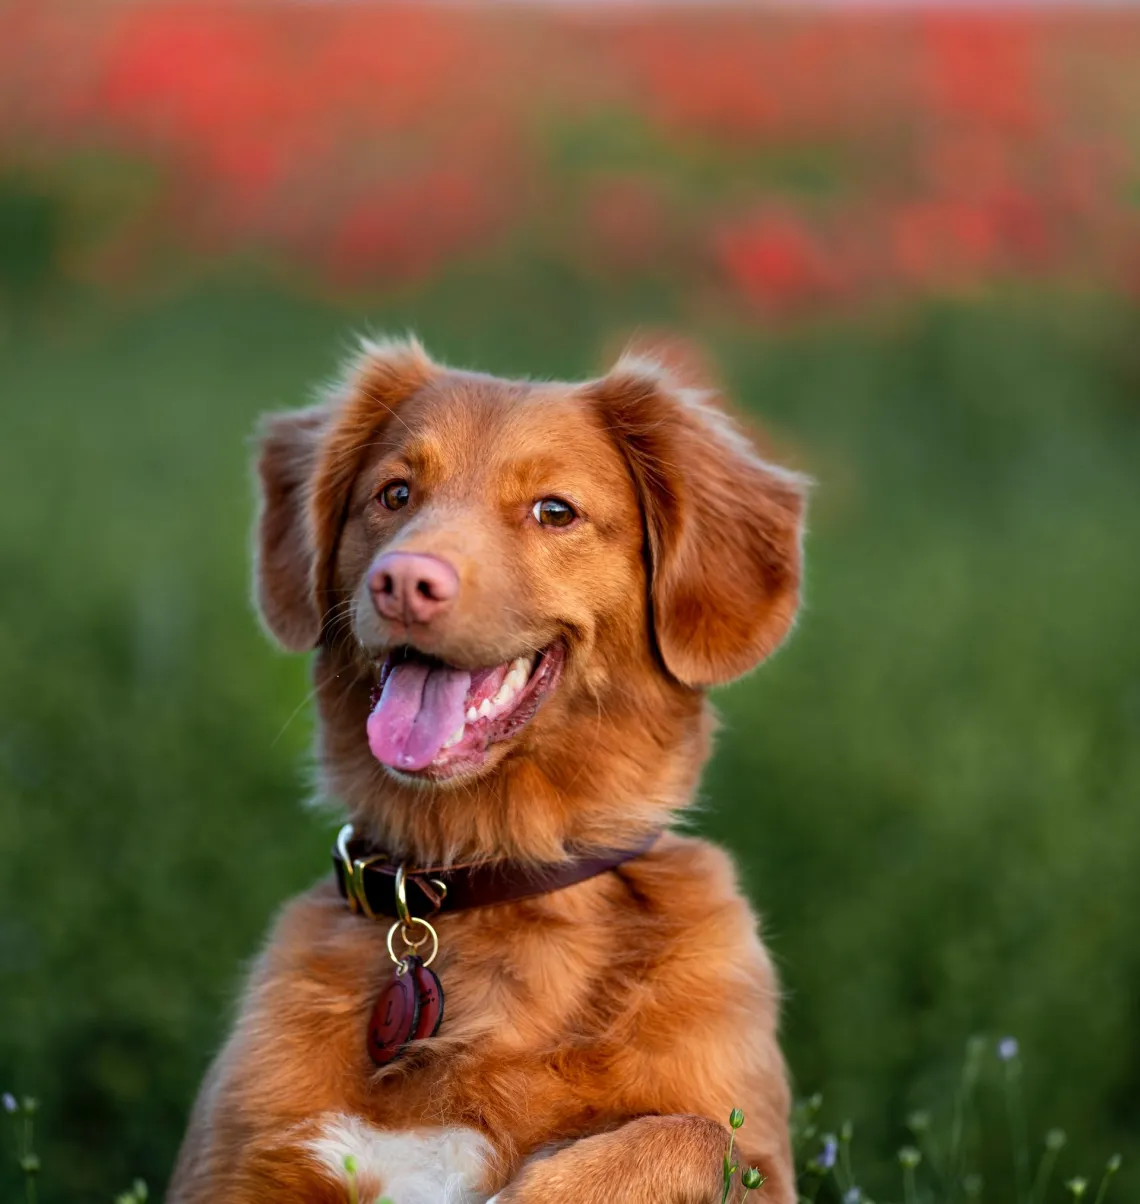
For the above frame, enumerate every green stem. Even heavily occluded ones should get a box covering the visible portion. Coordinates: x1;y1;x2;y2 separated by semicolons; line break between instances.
22;1113;37;1204
721;1130;737;1204
838;1132;855;1195
950;1042;983;1204
949;1096;966;1188
1032;1146;1060;1204
1091;1162;1119;1204
346;1168;359;1204
920;1130;948;1192
904;1163;918;1204
1004;1065;1030;1204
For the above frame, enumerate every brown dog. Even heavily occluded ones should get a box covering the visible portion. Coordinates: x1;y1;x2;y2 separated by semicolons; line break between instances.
168;338;807;1204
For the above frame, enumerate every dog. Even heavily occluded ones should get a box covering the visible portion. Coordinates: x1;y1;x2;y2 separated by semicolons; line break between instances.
168;337;807;1204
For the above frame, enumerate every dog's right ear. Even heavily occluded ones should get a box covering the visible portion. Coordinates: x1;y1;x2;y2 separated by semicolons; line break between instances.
589;354;808;688
254;335;438;652
254;405;329;652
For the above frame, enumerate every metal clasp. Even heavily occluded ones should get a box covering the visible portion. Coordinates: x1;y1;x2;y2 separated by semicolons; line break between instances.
387;863;440;967
336;822;388;920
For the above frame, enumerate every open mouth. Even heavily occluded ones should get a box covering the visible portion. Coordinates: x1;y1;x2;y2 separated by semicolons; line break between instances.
366;643;564;778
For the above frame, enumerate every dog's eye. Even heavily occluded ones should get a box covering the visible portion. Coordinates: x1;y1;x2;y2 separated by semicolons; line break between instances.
533;497;577;528
378;480;411;511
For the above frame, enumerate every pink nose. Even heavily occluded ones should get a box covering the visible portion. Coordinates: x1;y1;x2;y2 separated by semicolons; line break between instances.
369;552;459;625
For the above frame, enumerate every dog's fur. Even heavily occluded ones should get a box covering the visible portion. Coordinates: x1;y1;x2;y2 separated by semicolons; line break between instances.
168;338;807;1204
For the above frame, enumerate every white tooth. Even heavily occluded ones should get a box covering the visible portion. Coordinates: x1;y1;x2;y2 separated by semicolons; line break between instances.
511;656;530;677
509;665;528;689
477;698;493;719
466;706;478;723
443;721;465;749
491;679;516;708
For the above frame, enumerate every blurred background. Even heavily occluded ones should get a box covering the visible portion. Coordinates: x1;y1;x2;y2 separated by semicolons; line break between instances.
1;2;1139;1200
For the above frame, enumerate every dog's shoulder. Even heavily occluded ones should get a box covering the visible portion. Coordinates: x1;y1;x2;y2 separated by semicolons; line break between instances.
617;830;758;925
598;830;780;1019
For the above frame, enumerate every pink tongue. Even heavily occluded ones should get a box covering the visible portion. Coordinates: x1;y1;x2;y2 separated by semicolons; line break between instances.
367;661;472;772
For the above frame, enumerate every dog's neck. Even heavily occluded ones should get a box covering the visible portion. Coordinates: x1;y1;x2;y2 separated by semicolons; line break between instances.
312;643;711;866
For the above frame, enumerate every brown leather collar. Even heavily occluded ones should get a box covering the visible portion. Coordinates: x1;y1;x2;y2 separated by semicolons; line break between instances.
333;824;661;920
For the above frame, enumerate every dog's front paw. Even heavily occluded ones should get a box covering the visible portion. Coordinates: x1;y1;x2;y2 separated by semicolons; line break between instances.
484;1158;589;1204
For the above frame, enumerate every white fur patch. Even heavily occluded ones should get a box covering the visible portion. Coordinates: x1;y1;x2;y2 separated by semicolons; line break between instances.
306;1113;494;1204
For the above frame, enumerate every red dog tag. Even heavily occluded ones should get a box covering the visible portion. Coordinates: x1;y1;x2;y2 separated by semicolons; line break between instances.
411;960;445;1041
367;966;420;1065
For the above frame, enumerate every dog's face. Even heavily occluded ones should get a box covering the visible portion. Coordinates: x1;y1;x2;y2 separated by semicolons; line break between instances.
334;373;649;783
255;340;805;841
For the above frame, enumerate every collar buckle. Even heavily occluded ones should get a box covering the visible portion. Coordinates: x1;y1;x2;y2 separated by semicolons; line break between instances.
336;823;387;919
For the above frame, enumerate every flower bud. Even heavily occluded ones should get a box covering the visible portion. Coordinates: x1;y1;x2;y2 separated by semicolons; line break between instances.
997;1037;1020;1062
817;1136;838;1170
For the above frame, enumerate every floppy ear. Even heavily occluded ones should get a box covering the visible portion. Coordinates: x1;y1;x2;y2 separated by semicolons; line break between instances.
590;355;809;688
254;405;329;651
253;335;437;651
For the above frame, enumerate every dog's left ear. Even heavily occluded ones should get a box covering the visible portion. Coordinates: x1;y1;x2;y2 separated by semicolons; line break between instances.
255;405;330;651
253;335;437;651
590;355;809;688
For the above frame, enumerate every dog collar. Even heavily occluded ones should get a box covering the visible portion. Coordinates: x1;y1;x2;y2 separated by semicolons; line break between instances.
334;822;660;1067
333;822;660;922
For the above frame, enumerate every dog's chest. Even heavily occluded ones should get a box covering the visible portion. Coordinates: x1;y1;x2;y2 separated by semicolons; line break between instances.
305;1113;494;1204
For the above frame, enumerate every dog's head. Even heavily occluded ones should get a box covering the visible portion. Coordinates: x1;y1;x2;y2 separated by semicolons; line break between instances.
255;338;806;857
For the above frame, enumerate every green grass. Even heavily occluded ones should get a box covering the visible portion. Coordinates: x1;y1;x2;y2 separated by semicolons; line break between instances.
1;269;1138;1201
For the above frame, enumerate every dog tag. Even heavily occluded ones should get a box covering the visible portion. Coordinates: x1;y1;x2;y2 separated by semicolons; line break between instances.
367;965;420;1065
411;959;445;1041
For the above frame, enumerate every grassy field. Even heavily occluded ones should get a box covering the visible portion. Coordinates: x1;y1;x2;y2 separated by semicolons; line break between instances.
2;262;1139;1200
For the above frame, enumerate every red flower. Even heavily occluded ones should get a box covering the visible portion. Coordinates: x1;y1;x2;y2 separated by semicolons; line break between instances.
1;0;1138;311
717;210;834;313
